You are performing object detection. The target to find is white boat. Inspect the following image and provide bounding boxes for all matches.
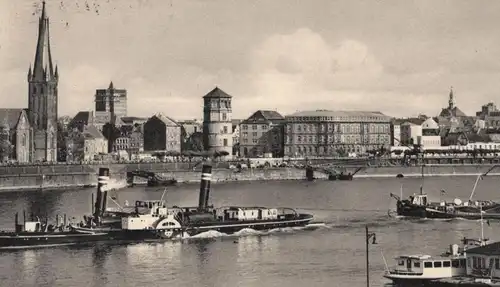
[384,251,466,285]
[385,206,490,286]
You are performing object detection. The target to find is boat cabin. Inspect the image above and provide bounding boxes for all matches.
[135,200,167,209]
[121,200,182,230]
[213,207,297,221]
[409,194,428,206]
[23,221,42,232]
[389,254,466,279]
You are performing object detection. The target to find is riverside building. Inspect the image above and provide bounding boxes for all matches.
[283,110,392,157]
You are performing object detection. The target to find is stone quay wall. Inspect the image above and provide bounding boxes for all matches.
[0,162,499,192]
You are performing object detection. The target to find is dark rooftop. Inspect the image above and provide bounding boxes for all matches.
[203,87,232,98]
[466,241,500,256]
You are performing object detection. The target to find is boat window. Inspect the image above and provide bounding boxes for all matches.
[467,258,471,268]
[434,261,442,268]
[424,262,433,268]
[451,260,459,268]
[443,261,451,267]
[460,259,466,268]
[413,262,420,268]
[496,258,500,269]
[398,260,404,266]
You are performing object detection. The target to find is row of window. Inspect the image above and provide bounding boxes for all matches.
[284,144,381,155]
[290,134,390,145]
[241,124,269,130]
[206,100,232,109]
[286,116,389,122]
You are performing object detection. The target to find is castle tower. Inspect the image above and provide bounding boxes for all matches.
[27,1,58,162]
[202,87,233,156]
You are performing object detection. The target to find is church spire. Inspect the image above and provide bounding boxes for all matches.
[448,86,455,110]
[32,0,54,81]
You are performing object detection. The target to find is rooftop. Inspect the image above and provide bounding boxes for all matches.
[203,87,232,98]
[0,109,25,129]
[241,110,285,124]
[466,241,500,256]
[286,110,391,119]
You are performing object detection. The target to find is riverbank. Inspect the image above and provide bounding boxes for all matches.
[1,164,500,192]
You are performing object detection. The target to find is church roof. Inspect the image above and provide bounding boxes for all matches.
[0,109,25,129]
[203,87,232,98]
[439,107,467,118]
[31,1,56,81]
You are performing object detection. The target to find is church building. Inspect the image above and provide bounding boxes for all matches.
[27,1,59,162]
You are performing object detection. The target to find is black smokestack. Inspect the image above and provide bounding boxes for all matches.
[198,164,212,210]
[94,168,110,221]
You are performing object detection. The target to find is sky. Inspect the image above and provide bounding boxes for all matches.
[1,0,500,120]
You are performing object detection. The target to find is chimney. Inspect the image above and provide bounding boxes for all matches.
[94,168,110,222]
[198,164,212,210]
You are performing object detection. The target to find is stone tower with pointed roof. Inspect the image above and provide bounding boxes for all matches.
[27,1,58,162]
[202,87,233,156]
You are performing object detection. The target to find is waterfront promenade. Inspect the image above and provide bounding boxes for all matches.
[0,154,499,175]
[0,156,499,192]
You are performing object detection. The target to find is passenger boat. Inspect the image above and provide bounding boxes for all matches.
[390,166,500,220]
[74,164,316,240]
[385,206,490,286]
[384,238,489,286]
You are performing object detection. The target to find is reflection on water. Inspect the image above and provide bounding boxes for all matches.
[3,177,500,287]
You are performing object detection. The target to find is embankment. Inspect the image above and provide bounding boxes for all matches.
[0,163,500,192]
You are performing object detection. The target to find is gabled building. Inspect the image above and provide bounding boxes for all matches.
[66,125,107,162]
[143,114,181,153]
[68,111,95,132]
[0,109,32,163]
[465,241,500,278]
[239,110,285,158]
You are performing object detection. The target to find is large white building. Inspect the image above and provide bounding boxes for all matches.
[202,87,233,156]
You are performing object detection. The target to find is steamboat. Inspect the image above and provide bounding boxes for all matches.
[75,164,316,240]
[0,164,316,250]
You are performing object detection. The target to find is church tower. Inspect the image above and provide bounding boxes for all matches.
[28,1,58,162]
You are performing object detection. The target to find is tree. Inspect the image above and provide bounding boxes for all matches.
[57,121,69,162]
[185,132,204,152]
[0,139,12,162]
[102,123,122,153]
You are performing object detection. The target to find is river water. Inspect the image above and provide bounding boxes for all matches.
[0,176,499,287]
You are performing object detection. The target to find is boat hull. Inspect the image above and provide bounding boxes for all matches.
[0,231,110,250]
[75,214,315,242]
[396,201,500,220]
[384,275,447,287]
